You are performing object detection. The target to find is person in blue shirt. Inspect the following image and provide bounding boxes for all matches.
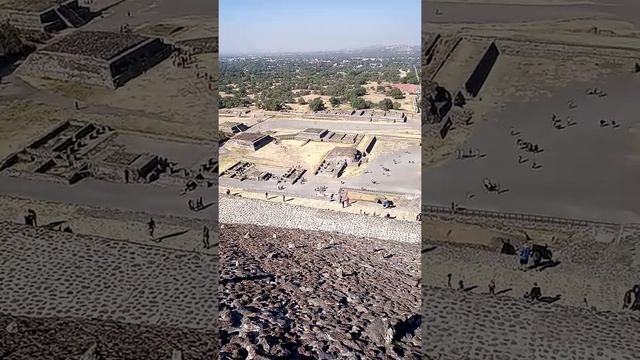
[519,244,531,271]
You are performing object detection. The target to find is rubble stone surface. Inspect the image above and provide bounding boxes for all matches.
[219,223,421,359]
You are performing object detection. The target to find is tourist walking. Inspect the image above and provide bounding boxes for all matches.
[488,279,496,295]
[202,225,210,249]
[265,192,268,199]
[282,194,286,202]
[124,169,130,183]
[147,218,156,238]
[447,273,452,288]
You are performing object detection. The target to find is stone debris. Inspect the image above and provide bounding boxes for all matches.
[219,223,421,359]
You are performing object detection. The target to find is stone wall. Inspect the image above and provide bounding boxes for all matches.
[20,51,114,87]
[2,10,45,31]
[464,41,499,97]
[110,39,171,87]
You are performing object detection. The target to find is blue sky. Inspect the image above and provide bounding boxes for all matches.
[220,0,420,54]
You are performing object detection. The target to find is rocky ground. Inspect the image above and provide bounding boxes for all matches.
[423,230,640,311]
[0,222,217,331]
[423,286,640,359]
[0,314,216,360]
[219,195,420,243]
[218,223,421,359]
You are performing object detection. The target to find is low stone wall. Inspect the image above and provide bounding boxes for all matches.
[220,195,420,243]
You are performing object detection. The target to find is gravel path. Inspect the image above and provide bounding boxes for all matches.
[220,195,420,243]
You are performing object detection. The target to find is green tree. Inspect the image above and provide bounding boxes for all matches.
[353,86,367,97]
[260,98,284,111]
[388,88,405,99]
[379,98,394,111]
[393,101,402,110]
[0,23,24,56]
[351,97,369,110]
[298,97,307,105]
[329,96,341,108]
[308,97,326,111]
[376,85,386,93]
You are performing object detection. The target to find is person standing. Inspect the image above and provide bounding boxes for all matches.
[519,244,531,271]
[488,279,496,295]
[148,218,156,238]
[202,225,210,249]
[28,209,37,227]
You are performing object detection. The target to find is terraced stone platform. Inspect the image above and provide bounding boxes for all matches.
[0,222,216,330]
[220,195,420,243]
[423,286,640,360]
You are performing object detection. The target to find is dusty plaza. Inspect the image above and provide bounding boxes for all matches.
[0,0,217,358]
[422,0,640,358]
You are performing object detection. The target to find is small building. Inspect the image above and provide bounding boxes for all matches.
[220,121,249,134]
[326,146,361,164]
[297,128,328,141]
[227,132,273,151]
[0,0,92,32]
[19,30,171,88]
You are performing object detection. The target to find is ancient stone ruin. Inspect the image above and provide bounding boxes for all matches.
[19,30,172,88]
[315,147,362,178]
[226,132,273,151]
[295,128,360,144]
[0,0,92,32]
[0,119,211,187]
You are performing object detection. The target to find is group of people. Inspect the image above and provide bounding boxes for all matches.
[119,23,132,33]
[188,197,206,211]
[455,148,484,160]
[483,178,502,193]
[171,50,196,69]
[517,243,552,271]
[599,119,621,128]
[551,113,577,130]
[586,87,607,97]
